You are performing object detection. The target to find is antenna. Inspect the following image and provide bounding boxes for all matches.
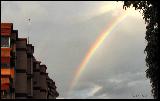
[27,18,31,44]
[28,36,29,44]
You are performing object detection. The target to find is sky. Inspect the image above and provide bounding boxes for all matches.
[1,1,153,99]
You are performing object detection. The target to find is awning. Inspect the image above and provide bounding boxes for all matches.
[1,48,11,57]
[1,23,13,36]
[1,84,10,90]
[1,68,15,78]
[1,78,10,84]
[1,78,10,90]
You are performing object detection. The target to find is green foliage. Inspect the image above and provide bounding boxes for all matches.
[123,1,160,99]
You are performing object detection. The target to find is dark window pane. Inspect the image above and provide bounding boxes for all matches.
[1,63,10,68]
[1,37,9,47]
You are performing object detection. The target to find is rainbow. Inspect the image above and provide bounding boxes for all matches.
[69,10,128,93]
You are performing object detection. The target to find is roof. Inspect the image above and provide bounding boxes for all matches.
[35,61,41,63]
[18,38,27,40]
[40,64,47,69]
[17,38,27,44]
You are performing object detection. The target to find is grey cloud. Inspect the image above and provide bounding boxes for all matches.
[2,1,153,99]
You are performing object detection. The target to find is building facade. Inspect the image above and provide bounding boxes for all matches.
[1,23,15,99]
[1,23,59,99]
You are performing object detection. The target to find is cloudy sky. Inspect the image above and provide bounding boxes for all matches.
[1,1,153,99]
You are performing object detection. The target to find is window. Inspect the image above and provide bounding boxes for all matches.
[1,37,10,47]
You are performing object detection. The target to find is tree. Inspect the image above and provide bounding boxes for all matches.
[123,1,160,99]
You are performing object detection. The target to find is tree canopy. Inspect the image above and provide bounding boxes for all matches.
[123,1,160,99]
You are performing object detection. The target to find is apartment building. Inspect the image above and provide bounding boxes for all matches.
[1,23,59,99]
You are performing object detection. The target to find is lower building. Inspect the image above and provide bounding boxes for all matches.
[1,23,59,99]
